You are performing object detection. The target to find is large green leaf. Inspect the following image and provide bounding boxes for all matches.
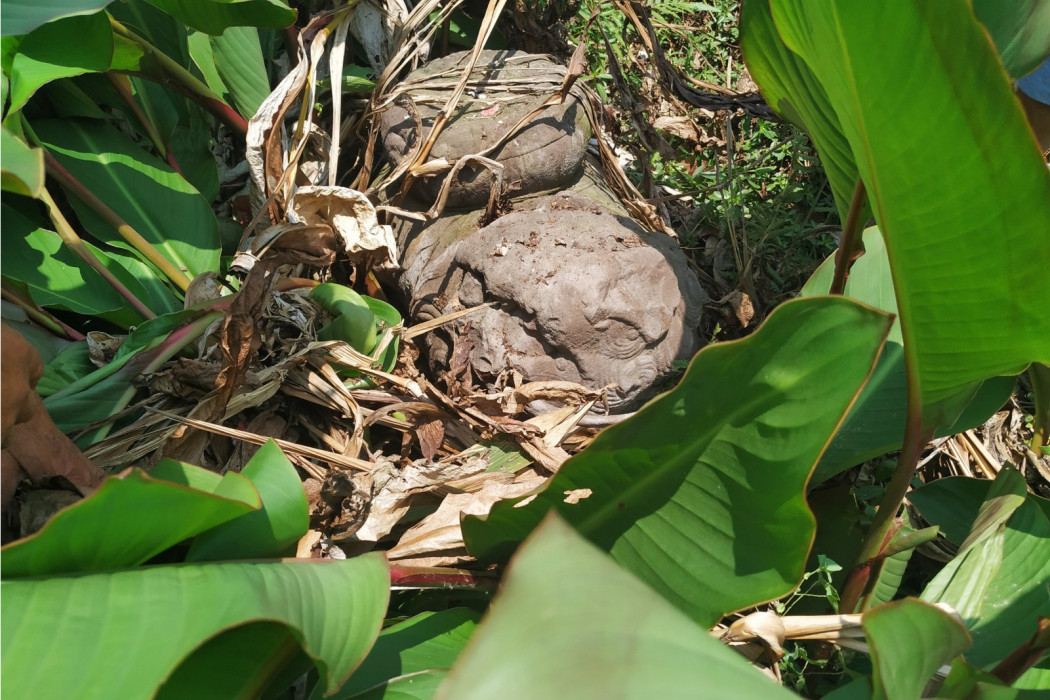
[971,0,1050,78]
[863,599,972,700]
[921,469,1050,669]
[4,12,142,111]
[108,0,190,68]
[939,657,1050,699]
[909,476,1050,546]
[187,440,309,561]
[33,118,220,279]
[0,465,259,577]
[739,0,861,222]
[157,621,305,700]
[208,26,270,119]
[36,340,94,397]
[964,498,1050,668]
[145,0,296,35]
[464,297,892,626]
[757,1,1050,427]
[801,228,1015,483]
[1,127,43,195]
[0,0,115,38]
[0,554,389,699]
[439,514,796,700]
[1,201,160,324]
[315,609,480,700]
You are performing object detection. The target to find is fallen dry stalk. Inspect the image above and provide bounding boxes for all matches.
[144,406,374,471]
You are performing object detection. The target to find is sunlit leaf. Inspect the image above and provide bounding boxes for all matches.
[439,514,796,699]
[1,0,115,37]
[0,466,260,577]
[5,12,142,111]
[1,126,44,195]
[746,1,1050,428]
[33,118,220,279]
[0,555,389,699]
[145,0,296,35]
[465,297,892,626]
[863,598,971,700]
[187,440,309,561]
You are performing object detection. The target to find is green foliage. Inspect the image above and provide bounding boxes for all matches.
[440,514,798,699]
[147,0,295,35]
[745,0,1050,427]
[34,118,221,280]
[0,125,43,195]
[0,442,391,699]
[801,229,1017,483]
[2,201,163,325]
[464,297,893,626]
[919,469,1050,670]
[1,0,116,37]
[863,599,972,700]
[312,609,480,700]
[971,0,1050,78]
[3,1,1050,697]
[3,11,142,112]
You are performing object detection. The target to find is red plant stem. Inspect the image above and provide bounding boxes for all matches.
[281,18,300,65]
[389,563,496,590]
[109,18,248,137]
[990,617,1050,684]
[829,178,868,295]
[0,285,86,340]
[141,311,226,374]
[841,391,930,613]
[106,73,182,175]
[38,187,157,320]
[44,153,193,292]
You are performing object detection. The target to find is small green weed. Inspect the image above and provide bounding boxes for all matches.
[567,0,839,314]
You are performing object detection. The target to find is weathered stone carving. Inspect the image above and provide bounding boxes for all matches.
[381,51,705,414]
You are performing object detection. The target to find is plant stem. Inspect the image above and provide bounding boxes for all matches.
[829,178,867,295]
[1028,363,1050,449]
[0,284,86,340]
[109,17,248,136]
[106,73,182,174]
[44,153,193,292]
[840,377,929,613]
[38,187,158,320]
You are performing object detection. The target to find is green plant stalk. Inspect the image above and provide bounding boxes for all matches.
[1028,363,1050,449]
[79,310,224,444]
[38,187,157,320]
[829,179,867,295]
[108,17,249,136]
[0,284,86,340]
[841,388,931,613]
[106,73,182,174]
[44,153,194,292]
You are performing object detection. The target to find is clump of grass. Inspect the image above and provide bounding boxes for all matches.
[566,0,840,323]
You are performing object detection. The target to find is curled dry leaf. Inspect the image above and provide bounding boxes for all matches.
[347,0,411,73]
[723,611,787,659]
[653,115,702,143]
[86,331,123,368]
[184,272,226,309]
[352,452,490,543]
[289,186,399,268]
[386,470,548,566]
[1,326,105,509]
[486,380,604,416]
